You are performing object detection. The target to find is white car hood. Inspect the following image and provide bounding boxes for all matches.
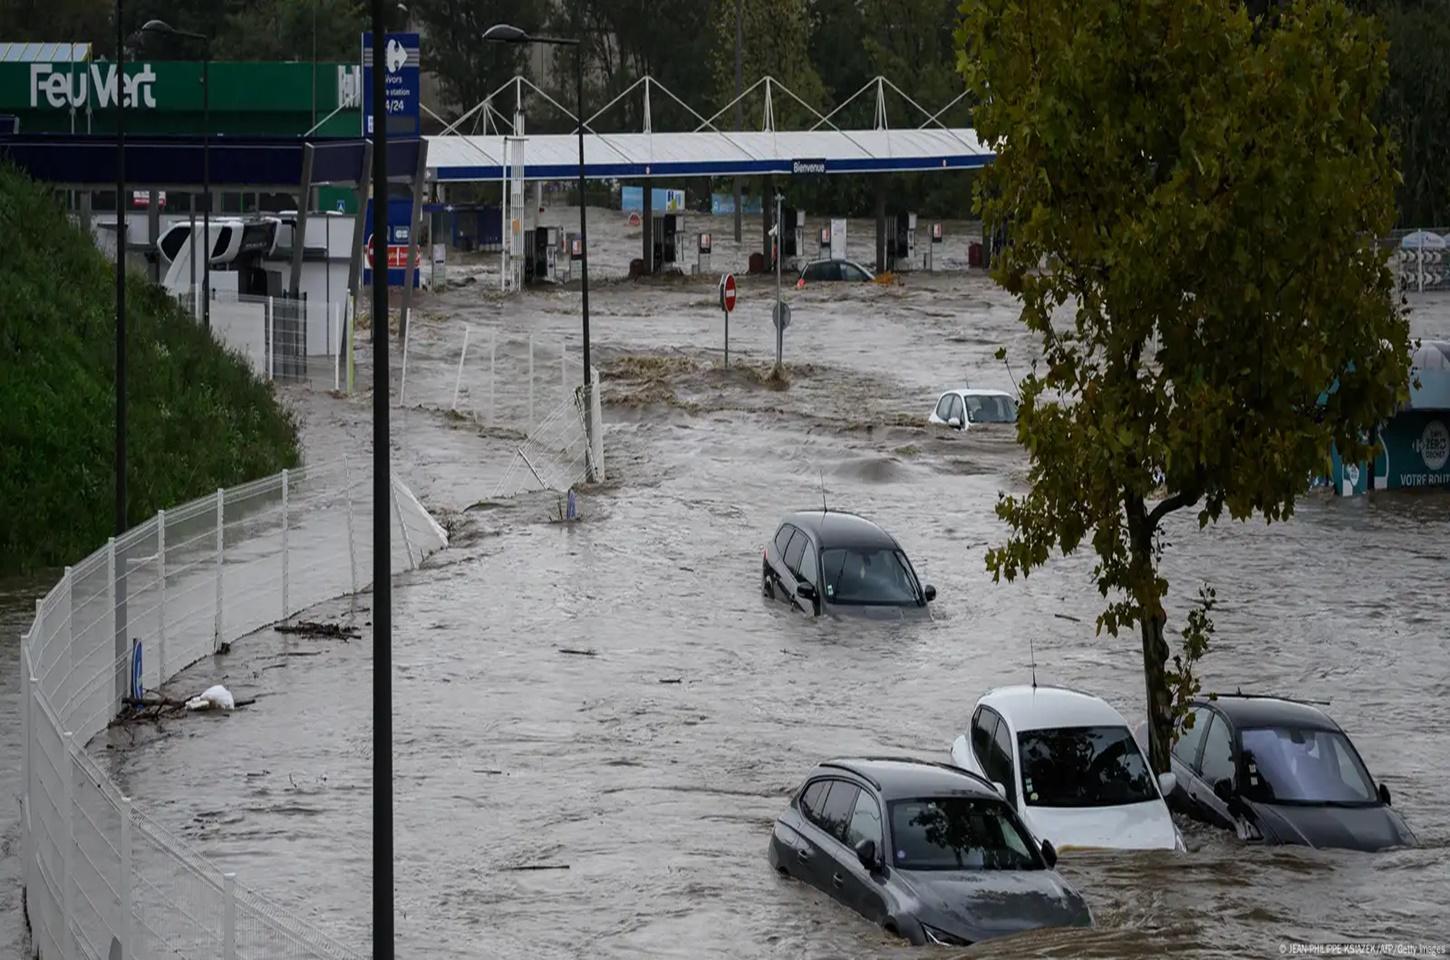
[1023,800,1179,851]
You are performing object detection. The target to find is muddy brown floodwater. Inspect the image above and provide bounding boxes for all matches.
[4,210,1449,958]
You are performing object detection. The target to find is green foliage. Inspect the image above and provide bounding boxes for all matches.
[0,164,299,574]
[962,0,1410,769]
[1373,0,1450,225]
[709,0,827,128]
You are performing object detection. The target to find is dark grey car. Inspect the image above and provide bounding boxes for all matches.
[768,757,1092,946]
[763,510,934,620]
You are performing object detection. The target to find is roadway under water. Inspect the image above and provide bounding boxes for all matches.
[4,210,1448,957]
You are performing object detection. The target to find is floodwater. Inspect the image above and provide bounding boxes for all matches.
[5,209,1450,958]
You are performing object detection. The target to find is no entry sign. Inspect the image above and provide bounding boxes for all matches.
[719,272,737,312]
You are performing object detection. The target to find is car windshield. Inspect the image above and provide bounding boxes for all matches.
[964,394,1018,424]
[1239,727,1378,804]
[1017,726,1158,807]
[888,797,1043,871]
[819,547,921,605]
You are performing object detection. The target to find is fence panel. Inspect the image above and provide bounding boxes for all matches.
[18,459,446,960]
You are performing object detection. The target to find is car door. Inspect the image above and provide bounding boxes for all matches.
[1168,705,1212,813]
[972,707,1000,780]
[794,538,822,615]
[932,393,954,425]
[839,788,889,923]
[1192,712,1239,830]
[948,394,967,431]
[781,778,832,880]
[802,779,862,903]
[767,524,797,600]
[989,712,1021,809]
[782,529,814,614]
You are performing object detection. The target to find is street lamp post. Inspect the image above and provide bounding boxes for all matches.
[138,20,210,329]
[481,24,591,388]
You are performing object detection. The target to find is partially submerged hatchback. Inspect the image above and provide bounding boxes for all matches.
[928,389,1018,431]
[763,510,934,620]
[768,757,1091,947]
[1166,695,1416,851]
[950,686,1181,852]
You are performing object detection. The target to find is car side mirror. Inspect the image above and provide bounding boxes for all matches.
[947,416,962,428]
[796,583,818,602]
[1040,839,1058,868]
[1212,777,1235,806]
[854,838,877,871]
[1378,783,1392,806]
[923,584,937,602]
[1157,772,1177,797]
[992,780,1007,799]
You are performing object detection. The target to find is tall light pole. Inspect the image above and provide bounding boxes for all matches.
[138,20,210,329]
[115,0,129,709]
[481,23,591,388]
[367,5,392,960]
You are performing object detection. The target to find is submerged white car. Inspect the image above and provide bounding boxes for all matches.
[928,388,1018,431]
[949,685,1182,852]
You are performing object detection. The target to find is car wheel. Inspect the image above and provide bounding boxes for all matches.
[762,565,775,599]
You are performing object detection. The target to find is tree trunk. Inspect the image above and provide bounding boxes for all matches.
[1139,605,1174,774]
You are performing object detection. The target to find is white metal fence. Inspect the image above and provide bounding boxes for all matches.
[19,458,447,960]
[399,325,605,496]
[187,288,355,391]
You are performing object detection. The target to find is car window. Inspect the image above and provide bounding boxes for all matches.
[1174,706,1212,768]
[783,531,808,576]
[843,790,882,850]
[842,263,869,281]
[798,541,819,587]
[803,261,833,281]
[949,395,965,424]
[1017,726,1157,807]
[888,797,1043,871]
[817,781,860,841]
[774,524,795,557]
[800,779,828,819]
[990,717,1019,806]
[819,548,921,605]
[972,708,999,769]
[1240,727,1377,804]
[968,395,1018,424]
[935,395,954,420]
[1199,713,1236,787]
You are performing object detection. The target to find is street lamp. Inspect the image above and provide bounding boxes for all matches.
[137,20,211,329]
[481,24,592,393]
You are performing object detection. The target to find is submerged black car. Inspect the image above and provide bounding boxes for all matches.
[763,510,934,620]
[768,757,1092,946]
[1166,695,1416,851]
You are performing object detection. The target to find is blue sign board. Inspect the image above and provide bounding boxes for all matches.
[361,32,420,137]
[363,197,421,288]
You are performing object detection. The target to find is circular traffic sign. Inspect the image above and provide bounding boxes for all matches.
[720,272,737,313]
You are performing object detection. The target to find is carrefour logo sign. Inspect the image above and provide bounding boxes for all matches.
[30,63,158,109]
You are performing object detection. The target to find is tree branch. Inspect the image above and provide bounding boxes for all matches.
[1148,486,1202,528]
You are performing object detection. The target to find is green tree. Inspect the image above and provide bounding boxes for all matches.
[409,0,543,125]
[961,0,1410,771]
[709,0,826,128]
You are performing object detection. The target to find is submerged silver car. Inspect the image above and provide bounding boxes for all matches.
[768,757,1092,946]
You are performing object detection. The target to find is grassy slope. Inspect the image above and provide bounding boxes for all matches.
[0,164,299,573]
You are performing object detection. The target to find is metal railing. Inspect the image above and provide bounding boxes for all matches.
[19,458,448,960]
[183,288,356,391]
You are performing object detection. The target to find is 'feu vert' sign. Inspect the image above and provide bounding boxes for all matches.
[29,63,159,110]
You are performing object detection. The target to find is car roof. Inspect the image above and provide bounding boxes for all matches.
[1193,695,1341,732]
[816,757,1000,801]
[801,258,871,272]
[978,685,1129,732]
[941,388,1014,400]
[782,509,898,550]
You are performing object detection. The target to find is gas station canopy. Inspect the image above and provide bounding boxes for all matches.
[426,127,992,183]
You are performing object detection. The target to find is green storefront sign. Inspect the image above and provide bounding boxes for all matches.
[1,60,362,136]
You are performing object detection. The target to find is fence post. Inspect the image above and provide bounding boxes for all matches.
[107,537,117,716]
[214,488,224,649]
[452,325,471,410]
[399,310,412,407]
[1419,245,1425,294]
[281,469,290,619]
[223,872,237,960]
[561,335,567,403]
[528,332,535,429]
[390,474,415,569]
[334,304,342,392]
[489,330,497,424]
[64,563,74,664]
[156,510,166,682]
[344,459,358,597]
[266,297,275,381]
[62,731,75,960]
[120,797,133,960]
